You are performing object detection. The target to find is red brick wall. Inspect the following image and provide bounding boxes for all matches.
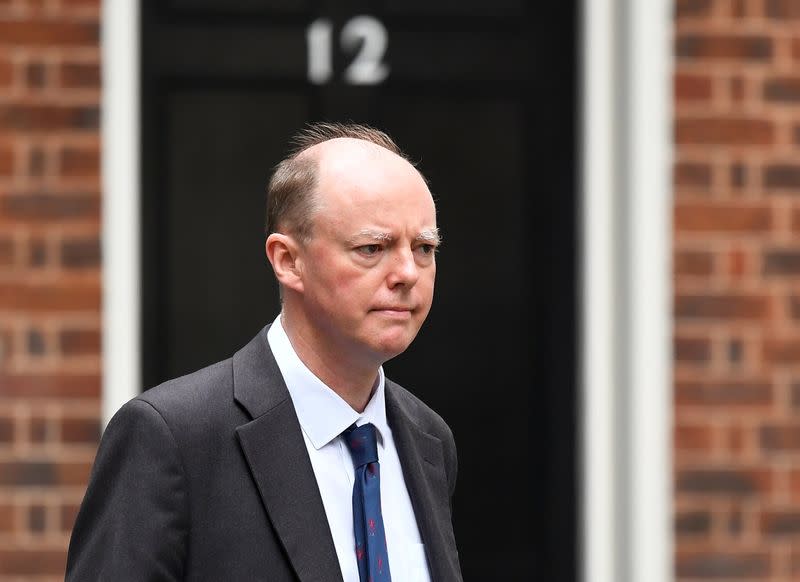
[0,1,101,579]
[674,0,800,579]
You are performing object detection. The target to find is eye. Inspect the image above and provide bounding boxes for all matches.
[417,244,436,256]
[357,244,381,256]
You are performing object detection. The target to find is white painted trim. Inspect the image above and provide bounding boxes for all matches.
[581,0,673,581]
[627,1,674,581]
[581,0,617,579]
[101,0,141,426]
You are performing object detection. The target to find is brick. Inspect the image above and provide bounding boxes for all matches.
[62,0,100,7]
[675,0,712,17]
[0,236,13,266]
[727,338,744,363]
[676,551,770,578]
[674,250,713,276]
[0,280,100,311]
[675,335,711,362]
[60,416,100,444]
[0,414,12,443]
[25,61,46,89]
[28,146,46,176]
[676,379,772,407]
[676,468,771,496]
[29,414,47,443]
[790,470,800,501]
[0,460,91,486]
[675,509,711,535]
[761,510,800,536]
[60,145,99,177]
[730,76,745,103]
[59,328,100,356]
[0,328,13,360]
[764,164,800,190]
[675,118,773,145]
[675,424,713,450]
[0,143,12,176]
[674,202,771,233]
[0,56,12,88]
[0,503,12,532]
[28,504,45,533]
[0,461,53,486]
[675,73,712,101]
[26,328,45,355]
[60,502,79,532]
[674,161,711,187]
[764,77,800,102]
[764,249,800,275]
[728,248,747,278]
[0,104,99,131]
[725,425,746,455]
[764,339,800,364]
[728,508,743,535]
[675,293,769,320]
[59,460,92,485]
[28,237,47,266]
[60,61,100,89]
[1,192,100,221]
[730,163,746,188]
[0,549,67,576]
[61,236,100,268]
[676,34,773,61]
[0,373,100,398]
[0,21,98,47]
[761,424,800,451]
[766,0,800,18]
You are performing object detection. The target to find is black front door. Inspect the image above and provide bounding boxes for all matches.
[141,2,577,579]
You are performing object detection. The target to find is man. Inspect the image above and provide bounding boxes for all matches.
[66,123,463,581]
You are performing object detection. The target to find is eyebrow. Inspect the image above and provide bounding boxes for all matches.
[346,227,441,246]
[347,229,393,245]
[416,228,441,246]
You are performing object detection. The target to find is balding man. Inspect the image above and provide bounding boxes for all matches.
[66,123,463,582]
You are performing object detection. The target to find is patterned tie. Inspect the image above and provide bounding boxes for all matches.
[343,423,392,582]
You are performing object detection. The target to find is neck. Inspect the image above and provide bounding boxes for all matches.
[280,309,379,413]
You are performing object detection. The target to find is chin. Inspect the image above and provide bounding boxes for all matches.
[370,332,417,362]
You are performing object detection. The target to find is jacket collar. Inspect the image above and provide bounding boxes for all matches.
[233,325,343,582]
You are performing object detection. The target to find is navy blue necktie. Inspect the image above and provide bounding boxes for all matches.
[343,423,392,582]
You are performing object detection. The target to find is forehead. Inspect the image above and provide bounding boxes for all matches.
[312,138,436,222]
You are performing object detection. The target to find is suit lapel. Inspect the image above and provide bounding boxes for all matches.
[233,328,343,582]
[386,385,462,582]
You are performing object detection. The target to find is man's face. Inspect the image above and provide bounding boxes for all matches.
[295,139,438,367]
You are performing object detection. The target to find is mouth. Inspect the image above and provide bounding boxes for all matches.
[371,307,414,319]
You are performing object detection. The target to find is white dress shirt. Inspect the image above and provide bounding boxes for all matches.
[267,316,431,582]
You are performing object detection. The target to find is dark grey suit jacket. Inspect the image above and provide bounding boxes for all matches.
[66,326,462,581]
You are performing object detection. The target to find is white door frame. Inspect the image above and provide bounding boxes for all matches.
[101,1,675,579]
[582,0,673,581]
[101,0,141,424]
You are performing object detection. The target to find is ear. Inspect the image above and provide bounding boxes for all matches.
[265,233,304,293]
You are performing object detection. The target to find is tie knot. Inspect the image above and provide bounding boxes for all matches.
[343,423,378,468]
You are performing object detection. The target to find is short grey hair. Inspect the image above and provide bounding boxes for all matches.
[265,122,409,243]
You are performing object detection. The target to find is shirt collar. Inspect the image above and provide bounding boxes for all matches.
[267,315,388,450]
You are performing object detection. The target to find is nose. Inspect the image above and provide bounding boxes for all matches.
[386,248,419,288]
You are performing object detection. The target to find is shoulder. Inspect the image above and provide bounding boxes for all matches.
[136,358,234,419]
[106,357,242,452]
